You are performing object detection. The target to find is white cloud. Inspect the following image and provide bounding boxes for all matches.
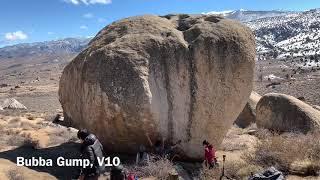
[80,25,88,30]
[64,0,111,5]
[83,13,94,18]
[48,32,55,35]
[5,31,28,41]
[98,18,107,23]
[202,10,234,15]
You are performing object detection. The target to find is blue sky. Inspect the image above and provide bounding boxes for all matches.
[1,0,320,47]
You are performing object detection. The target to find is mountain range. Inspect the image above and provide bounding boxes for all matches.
[0,38,90,59]
[204,9,293,22]
[1,8,320,61]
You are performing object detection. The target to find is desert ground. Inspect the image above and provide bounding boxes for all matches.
[0,54,320,179]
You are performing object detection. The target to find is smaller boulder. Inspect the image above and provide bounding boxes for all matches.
[256,93,320,133]
[297,96,306,101]
[1,98,27,110]
[234,91,261,128]
[0,83,8,88]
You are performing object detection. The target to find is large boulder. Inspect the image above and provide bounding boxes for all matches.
[59,14,255,159]
[256,93,320,133]
[234,91,261,128]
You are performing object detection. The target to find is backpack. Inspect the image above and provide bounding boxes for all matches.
[111,166,127,180]
[127,173,136,180]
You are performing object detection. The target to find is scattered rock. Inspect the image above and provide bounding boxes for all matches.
[256,93,320,133]
[289,160,319,176]
[266,82,281,88]
[59,14,256,159]
[246,129,258,135]
[1,98,27,110]
[0,83,8,88]
[234,91,261,128]
[313,105,320,111]
[53,114,64,124]
[15,85,20,89]
[297,96,306,101]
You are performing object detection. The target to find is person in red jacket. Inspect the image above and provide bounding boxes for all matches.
[203,140,216,169]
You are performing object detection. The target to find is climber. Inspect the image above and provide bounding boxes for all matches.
[202,140,217,169]
[136,145,150,165]
[146,133,182,159]
[77,129,105,180]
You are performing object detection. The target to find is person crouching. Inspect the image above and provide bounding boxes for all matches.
[77,129,105,180]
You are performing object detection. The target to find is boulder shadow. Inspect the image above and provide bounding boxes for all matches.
[0,142,82,179]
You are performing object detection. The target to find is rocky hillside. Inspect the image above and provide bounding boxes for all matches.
[205,9,292,22]
[245,9,320,60]
[205,8,320,62]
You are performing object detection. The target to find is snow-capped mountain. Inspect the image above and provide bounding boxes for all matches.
[1,8,320,62]
[245,8,320,59]
[0,37,90,59]
[204,9,293,22]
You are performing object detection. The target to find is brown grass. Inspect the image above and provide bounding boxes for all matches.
[7,168,24,180]
[25,113,36,120]
[221,126,259,152]
[6,136,28,147]
[127,157,175,180]
[9,117,21,124]
[244,130,320,176]
[199,160,262,180]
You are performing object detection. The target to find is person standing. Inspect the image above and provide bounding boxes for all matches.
[202,140,216,169]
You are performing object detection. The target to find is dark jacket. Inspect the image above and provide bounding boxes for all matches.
[81,134,105,176]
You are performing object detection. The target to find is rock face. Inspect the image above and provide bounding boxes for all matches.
[59,14,255,159]
[1,98,27,110]
[256,93,320,133]
[234,91,261,128]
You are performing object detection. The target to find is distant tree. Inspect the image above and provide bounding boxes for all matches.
[306,37,312,43]
[310,55,315,60]
[272,50,279,59]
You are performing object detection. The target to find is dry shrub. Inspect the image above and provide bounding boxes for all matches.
[199,166,220,179]
[25,113,36,120]
[244,130,320,176]
[44,114,57,122]
[6,136,27,147]
[20,130,50,149]
[47,128,77,146]
[254,128,273,140]
[127,158,174,179]
[21,137,40,149]
[236,164,263,178]
[7,168,24,180]
[9,117,21,124]
[199,161,259,180]
[20,121,39,130]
